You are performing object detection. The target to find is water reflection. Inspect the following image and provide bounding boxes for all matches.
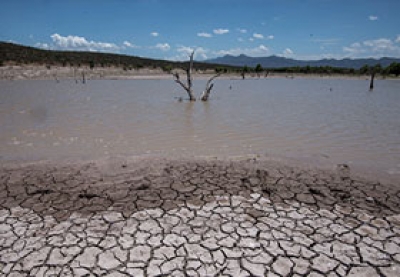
[183,101,195,129]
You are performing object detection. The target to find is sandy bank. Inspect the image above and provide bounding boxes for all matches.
[1,64,395,81]
[0,65,171,81]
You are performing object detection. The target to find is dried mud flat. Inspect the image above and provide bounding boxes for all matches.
[0,156,399,277]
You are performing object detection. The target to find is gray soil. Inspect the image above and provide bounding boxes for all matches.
[1,156,399,276]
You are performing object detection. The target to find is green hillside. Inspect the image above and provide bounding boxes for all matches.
[0,41,228,71]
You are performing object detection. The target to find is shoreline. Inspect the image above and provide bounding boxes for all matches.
[1,64,398,81]
[1,150,399,186]
[2,153,399,201]
[1,154,399,276]
[1,152,399,190]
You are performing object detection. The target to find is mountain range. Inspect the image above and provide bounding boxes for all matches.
[206,54,400,69]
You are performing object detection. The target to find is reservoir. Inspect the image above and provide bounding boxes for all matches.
[1,77,399,179]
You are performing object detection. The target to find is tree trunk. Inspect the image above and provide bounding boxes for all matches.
[369,72,375,90]
[173,72,196,101]
[200,74,221,101]
[172,51,196,101]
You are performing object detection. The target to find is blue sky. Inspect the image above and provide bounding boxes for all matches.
[1,0,400,61]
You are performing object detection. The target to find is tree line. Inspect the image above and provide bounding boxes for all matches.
[215,62,400,77]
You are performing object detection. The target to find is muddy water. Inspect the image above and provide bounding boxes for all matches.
[1,78,400,177]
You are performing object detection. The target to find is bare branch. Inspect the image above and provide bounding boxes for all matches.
[171,50,196,101]
[189,51,195,68]
[187,50,195,90]
[205,73,220,89]
[173,72,189,91]
[172,71,180,80]
[200,73,221,101]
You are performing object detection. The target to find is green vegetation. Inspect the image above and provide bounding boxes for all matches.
[385,62,400,76]
[215,66,228,73]
[161,64,173,73]
[255,63,263,75]
[213,63,400,77]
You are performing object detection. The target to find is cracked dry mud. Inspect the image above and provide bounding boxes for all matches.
[0,157,399,276]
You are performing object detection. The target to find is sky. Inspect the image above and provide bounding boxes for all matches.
[1,0,400,61]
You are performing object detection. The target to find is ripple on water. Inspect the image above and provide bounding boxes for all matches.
[0,78,399,179]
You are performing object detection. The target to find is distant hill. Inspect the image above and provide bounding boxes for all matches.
[0,41,226,71]
[206,54,400,69]
[2,42,399,75]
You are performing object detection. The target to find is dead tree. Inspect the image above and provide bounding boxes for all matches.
[172,50,220,101]
[172,51,196,101]
[369,71,375,90]
[200,73,221,101]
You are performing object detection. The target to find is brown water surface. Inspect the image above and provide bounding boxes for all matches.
[1,78,399,178]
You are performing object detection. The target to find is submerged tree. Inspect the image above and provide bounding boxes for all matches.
[241,65,249,79]
[200,73,221,101]
[369,71,375,90]
[172,50,220,101]
[172,51,196,101]
[369,64,383,90]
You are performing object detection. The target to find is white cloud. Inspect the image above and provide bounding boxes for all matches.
[283,48,294,56]
[215,44,270,57]
[175,46,208,60]
[155,43,170,51]
[311,38,341,46]
[194,47,208,60]
[35,42,50,50]
[237,28,247,34]
[213,28,229,35]
[351,42,361,48]
[151,32,159,37]
[177,45,195,54]
[396,35,400,43]
[123,41,138,48]
[253,33,273,40]
[166,46,208,61]
[363,38,394,50]
[294,53,346,60]
[50,33,119,52]
[369,15,378,21]
[343,43,364,55]
[343,37,400,57]
[197,32,212,38]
